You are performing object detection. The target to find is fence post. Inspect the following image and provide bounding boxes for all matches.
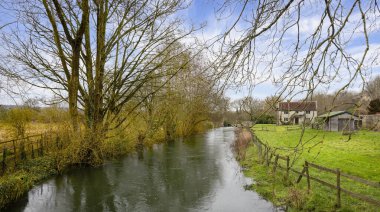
[286,156,290,180]
[266,148,270,166]
[337,168,341,208]
[296,166,306,183]
[305,161,311,193]
[2,147,6,174]
[20,138,26,160]
[262,146,266,164]
[257,142,262,161]
[40,138,44,156]
[13,140,17,168]
[43,133,47,152]
[273,155,279,174]
[31,142,35,159]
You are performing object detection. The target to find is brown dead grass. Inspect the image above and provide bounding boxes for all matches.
[233,128,252,160]
[0,122,62,141]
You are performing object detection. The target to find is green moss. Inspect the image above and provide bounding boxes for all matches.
[241,125,380,211]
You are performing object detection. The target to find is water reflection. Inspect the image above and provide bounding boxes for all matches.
[7,127,275,212]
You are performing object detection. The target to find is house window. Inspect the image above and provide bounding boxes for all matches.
[284,111,289,114]
[284,118,289,122]
[306,111,310,114]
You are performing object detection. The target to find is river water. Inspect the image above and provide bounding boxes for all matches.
[7,127,276,212]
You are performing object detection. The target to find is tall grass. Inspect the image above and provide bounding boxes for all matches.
[232,128,252,160]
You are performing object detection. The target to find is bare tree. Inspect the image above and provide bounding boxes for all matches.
[366,75,380,99]
[215,0,378,102]
[0,0,196,163]
[240,96,264,122]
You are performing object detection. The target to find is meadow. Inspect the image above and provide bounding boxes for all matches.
[241,124,380,211]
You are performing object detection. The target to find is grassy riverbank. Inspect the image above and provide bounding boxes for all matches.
[239,124,380,211]
[0,137,142,208]
[0,119,213,209]
[0,122,135,208]
[0,156,57,207]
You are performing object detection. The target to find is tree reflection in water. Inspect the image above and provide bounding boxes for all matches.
[6,128,274,212]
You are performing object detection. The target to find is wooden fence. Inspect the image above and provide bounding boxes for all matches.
[249,129,380,208]
[0,132,62,176]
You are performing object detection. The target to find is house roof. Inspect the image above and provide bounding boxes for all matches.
[278,101,317,111]
[318,111,358,118]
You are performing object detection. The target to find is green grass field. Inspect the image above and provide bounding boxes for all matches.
[241,124,380,211]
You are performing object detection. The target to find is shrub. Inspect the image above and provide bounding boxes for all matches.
[255,114,275,124]
[286,187,308,210]
[0,107,7,121]
[5,108,34,138]
[37,107,70,123]
[233,128,252,160]
[368,98,380,114]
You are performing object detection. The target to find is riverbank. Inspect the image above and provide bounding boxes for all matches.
[0,121,215,209]
[0,156,57,208]
[0,130,137,208]
[4,128,275,211]
[237,125,379,211]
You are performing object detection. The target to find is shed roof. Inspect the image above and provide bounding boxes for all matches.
[318,111,358,118]
[278,101,317,111]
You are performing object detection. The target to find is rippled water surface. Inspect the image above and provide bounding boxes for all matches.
[7,127,275,212]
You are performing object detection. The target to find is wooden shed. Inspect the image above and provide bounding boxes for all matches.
[318,111,361,132]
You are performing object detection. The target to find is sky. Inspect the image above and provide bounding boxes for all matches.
[0,0,380,105]
[184,0,380,100]
[182,0,279,99]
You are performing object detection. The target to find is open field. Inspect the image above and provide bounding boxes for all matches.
[252,124,380,181]
[241,124,380,211]
[0,122,62,141]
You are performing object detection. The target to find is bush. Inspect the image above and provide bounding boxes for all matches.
[368,98,380,114]
[36,107,70,123]
[255,114,275,124]
[5,108,34,138]
[0,107,7,121]
[286,187,309,210]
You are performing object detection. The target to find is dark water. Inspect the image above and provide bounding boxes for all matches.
[7,127,276,212]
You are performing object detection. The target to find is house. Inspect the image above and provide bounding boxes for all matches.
[318,111,361,131]
[277,101,317,125]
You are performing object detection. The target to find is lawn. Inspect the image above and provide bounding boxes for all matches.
[252,124,380,181]
[241,124,380,211]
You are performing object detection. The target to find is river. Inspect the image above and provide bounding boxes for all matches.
[7,127,276,212]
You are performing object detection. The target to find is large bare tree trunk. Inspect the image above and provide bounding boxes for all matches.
[42,0,89,132]
[2,0,195,165]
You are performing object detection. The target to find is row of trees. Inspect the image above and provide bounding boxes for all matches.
[229,96,277,125]
[0,0,227,164]
[0,0,378,163]
[312,76,380,115]
[229,75,380,125]
[0,0,206,164]
[133,46,226,142]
